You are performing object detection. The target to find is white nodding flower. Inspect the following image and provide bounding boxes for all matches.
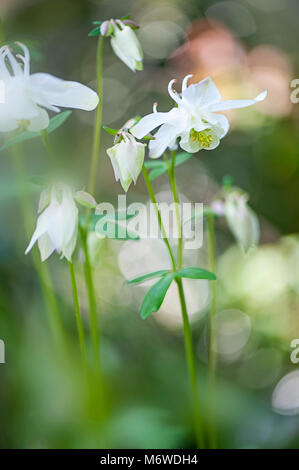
[223,190,260,252]
[25,184,79,262]
[110,20,143,72]
[131,74,267,158]
[0,43,99,132]
[107,132,145,192]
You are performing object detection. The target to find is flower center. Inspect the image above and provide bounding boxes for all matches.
[190,128,213,148]
[17,119,30,130]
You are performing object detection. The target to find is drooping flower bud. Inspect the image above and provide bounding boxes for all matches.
[25,184,79,262]
[110,20,143,72]
[224,190,259,252]
[106,132,145,192]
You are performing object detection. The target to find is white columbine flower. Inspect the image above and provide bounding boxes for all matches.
[212,190,259,252]
[0,43,99,132]
[25,184,79,262]
[107,131,145,192]
[108,20,143,72]
[131,75,267,158]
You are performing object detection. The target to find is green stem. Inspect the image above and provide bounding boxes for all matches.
[68,261,87,367]
[88,35,104,196]
[168,150,183,269]
[166,149,203,449]
[207,213,217,449]
[41,129,56,163]
[143,160,203,448]
[142,165,176,271]
[11,145,64,346]
[176,277,203,448]
[80,226,100,370]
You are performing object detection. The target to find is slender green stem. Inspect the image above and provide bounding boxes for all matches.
[88,35,104,196]
[11,145,64,346]
[68,261,87,367]
[176,277,204,448]
[207,213,217,449]
[41,129,56,163]
[142,165,176,271]
[80,226,100,370]
[143,159,203,448]
[166,149,203,448]
[168,150,183,269]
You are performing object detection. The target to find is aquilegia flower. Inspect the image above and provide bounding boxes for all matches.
[131,75,267,158]
[106,128,145,192]
[25,184,79,262]
[99,19,143,72]
[212,189,259,252]
[0,43,99,132]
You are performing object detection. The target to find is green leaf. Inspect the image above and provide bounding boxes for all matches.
[0,180,38,202]
[127,270,170,285]
[0,111,72,153]
[47,110,72,133]
[103,126,119,136]
[176,267,216,281]
[121,15,131,20]
[149,166,168,181]
[144,160,166,169]
[90,211,140,240]
[89,26,102,37]
[141,274,174,320]
[174,152,193,166]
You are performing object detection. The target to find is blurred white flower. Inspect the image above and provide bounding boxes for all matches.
[131,74,267,158]
[110,20,143,72]
[224,190,259,252]
[107,132,145,192]
[0,43,99,132]
[25,184,78,262]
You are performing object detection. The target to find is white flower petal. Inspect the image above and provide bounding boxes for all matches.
[37,233,55,261]
[149,123,179,159]
[110,26,143,72]
[208,90,267,112]
[27,107,50,131]
[131,108,181,139]
[25,209,51,255]
[28,73,99,111]
[182,77,222,108]
[203,112,230,138]
[0,105,18,132]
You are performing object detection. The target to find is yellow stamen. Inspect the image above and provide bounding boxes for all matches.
[18,119,30,131]
[190,128,213,148]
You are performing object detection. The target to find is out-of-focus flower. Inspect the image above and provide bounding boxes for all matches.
[107,130,145,192]
[213,189,259,252]
[0,43,99,132]
[131,74,267,158]
[25,184,79,262]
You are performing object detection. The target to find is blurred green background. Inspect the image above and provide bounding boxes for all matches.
[0,0,299,449]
